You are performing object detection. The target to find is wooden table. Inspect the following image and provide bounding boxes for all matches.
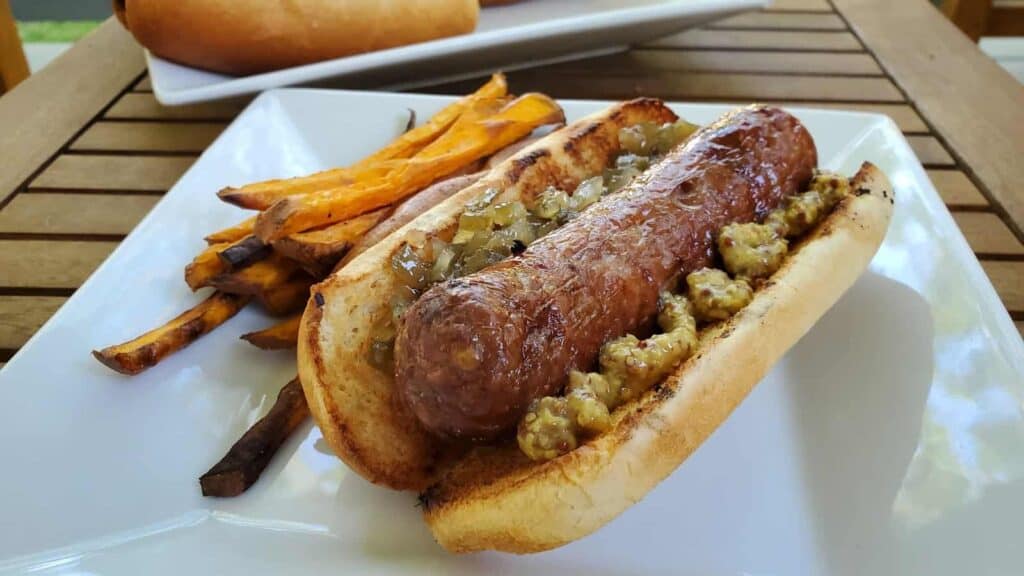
[0,0,1022,369]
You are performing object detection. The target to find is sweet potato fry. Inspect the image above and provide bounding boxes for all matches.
[256,274,315,316]
[254,93,565,241]
[354,72,508,167]
[93,292,250,375]
[204,217,256,245]
[215,74,508,211]
[272,208,390,277]
[200,378,309,497]
[185,242,231,291]
[216,163,394,210]
[217,235,270,270]
[207,252,299,296]
[240,314,302,350]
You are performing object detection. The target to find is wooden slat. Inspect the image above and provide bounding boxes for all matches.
[0,296,66,348]
[0,19,145,205]
[105,93,247,121]
[0,193,158,234]
[834,0,1024,239]
[29,155,194,192]
[709,12,847,30]
[0,240,117,288]
[1016,321,1023,337]
[476,71,905,102]
[134,76,152,91]
[906,136,955,166]
[648,30,863,52]
[952,213,1024,255]
[982,261,1024,312]
[767,0,833,11]
[927,170,988,207]
[554,50,882,76]
[70,122,225,153]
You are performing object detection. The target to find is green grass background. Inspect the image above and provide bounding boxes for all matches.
[18,21,101,43]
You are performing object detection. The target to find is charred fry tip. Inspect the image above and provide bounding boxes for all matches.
[92,348,148,375]
[217,236,270,270]
[217,193,263,210]
[199,469,250,498]
[92,349,129,374]
[238,332,297,350]
[405,109,417,133]
[199,378,308,497]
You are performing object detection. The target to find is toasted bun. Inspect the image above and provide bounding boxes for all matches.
[298,99,679,491]
[420,162,895,553]
[114,0,479,75]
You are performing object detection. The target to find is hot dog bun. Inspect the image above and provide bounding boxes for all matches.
[421,162,894,552]
[113,0,479,75]
[298,100,893,552]
[298,99,679,491]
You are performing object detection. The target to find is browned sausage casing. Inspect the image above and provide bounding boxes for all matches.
[394,106,817,440]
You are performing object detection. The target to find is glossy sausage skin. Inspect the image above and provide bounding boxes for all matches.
[394,106,817,440]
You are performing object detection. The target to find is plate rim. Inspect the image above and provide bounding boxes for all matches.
[3,88,1022,571]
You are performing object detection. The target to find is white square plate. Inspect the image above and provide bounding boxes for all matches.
[147,0,765,105]
[2,90,1022,575]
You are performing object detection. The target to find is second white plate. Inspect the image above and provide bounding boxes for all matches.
[146,0,765,105]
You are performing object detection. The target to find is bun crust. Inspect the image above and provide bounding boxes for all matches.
[116,0,479,75]
[298,99,679,491]
[420,162,895,553]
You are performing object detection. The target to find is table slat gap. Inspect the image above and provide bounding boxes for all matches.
[62,150,202,158]
[0,233,126,242]
[0,287,78,298]
[21,188,167,197]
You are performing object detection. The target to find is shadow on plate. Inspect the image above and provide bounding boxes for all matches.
[786,272,934,575]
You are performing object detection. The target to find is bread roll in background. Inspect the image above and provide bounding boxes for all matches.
[113,0,479,76]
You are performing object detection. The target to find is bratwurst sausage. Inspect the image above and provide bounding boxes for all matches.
[394,106,817,440]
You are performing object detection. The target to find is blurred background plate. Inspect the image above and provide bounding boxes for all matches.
[145,0,767,105]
